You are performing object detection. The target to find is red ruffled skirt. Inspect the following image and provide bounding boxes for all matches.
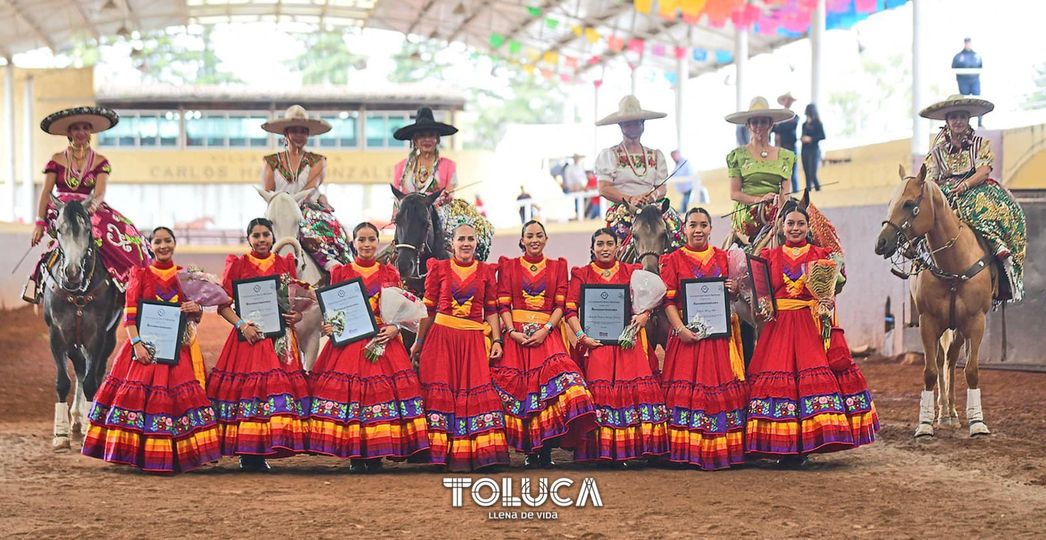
[745,308,878,456]
[308,335,429,459]
[661,335,748,470]
[419,322,510,471]
[82,341,221,474]
[490,323,596,454]
[574,343,669,462]
[206,330,311,457]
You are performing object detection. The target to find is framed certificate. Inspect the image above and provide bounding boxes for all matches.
[136,300,187,365]
[681,278,731,338]
[580,284,630,345]
[316,278,379,346]
[746,255,778,322]
[233,275,286,341]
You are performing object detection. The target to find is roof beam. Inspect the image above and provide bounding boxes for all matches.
[407,0,438,35]
[72,1,101,41]
[3,0,58,51]
[446,0,496,43]
[120,0,144,35]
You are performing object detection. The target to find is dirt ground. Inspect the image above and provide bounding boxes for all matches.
[1,305,1045,539]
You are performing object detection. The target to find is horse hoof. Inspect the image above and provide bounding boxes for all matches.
[969,422,991,438]
[938,416,961,428]
[52,436,71,451]
[914,424,935,439]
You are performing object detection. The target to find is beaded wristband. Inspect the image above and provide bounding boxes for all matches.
[574,329,586,339]
[35,219,45,227]
[130,336,142,345]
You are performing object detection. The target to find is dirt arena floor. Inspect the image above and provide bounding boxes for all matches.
[1,305,1045,538]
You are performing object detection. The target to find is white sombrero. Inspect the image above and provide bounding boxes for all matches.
[261,105,332,135]
[595,95,667,126]
[40,106,119,135]
[725,96,796,125]
[919,94,994,120]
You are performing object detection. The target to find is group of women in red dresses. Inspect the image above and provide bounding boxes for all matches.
[82,205,878,474]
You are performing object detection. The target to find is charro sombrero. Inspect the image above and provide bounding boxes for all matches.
[919,94,994,120]
[393,107,458,140]
[595,95,667,126]
[725,96,796,125]
[261,105,332,135]
[40,106,119,135]
[777,92,797,106]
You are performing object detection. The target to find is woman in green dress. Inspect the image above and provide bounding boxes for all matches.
[919,95,1027,301]
[725,97,798,241]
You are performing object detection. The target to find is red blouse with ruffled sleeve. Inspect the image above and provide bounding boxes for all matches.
[422,258,497,322]
[496,255,568,315]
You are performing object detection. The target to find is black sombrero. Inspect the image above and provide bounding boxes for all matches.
[40,106,119,135]
[393,107,458,141]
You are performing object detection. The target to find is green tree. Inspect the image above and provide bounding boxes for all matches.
[388,40,452,83]
[1025,62,1046,110]
[285,32,366,85]
[466,70,566,150]
[128,27,241,85]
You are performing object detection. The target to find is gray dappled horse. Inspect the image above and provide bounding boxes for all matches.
[42,196,121,450]
[619,200,673,355]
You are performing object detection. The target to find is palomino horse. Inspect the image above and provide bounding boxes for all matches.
[875,164,993,438]
[42,196,121,449]
[388,188,448,297]
[618,200,673,352]
[257,187,325,370]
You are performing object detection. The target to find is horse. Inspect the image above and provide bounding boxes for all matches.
[388,188,448,297]
[875,164,994,438]
[41,196,121,450]
[619,200,673,353]
[256,187,325,370]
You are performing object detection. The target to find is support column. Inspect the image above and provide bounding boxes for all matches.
[592,81,602,159]
[811,0,826,105]
[734,25,748,110]
[630,63,639,95]
[911,0,928,160]
[4,62,15,222]
[675,41,688,151]
[21,75,33,222]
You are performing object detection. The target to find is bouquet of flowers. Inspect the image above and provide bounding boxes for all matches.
[362,287,427,362]
[726,247,752,302]
[805,259,839,348]
[177,265,229,308]
[618,270,667,349]
[324,310,346,337]
[278,273,315,313]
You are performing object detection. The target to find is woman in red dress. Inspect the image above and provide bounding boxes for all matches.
[745,207,879,467]
[659,208,748,470]
[491,220,596,468]
[565,228,668,465]
[410,223,509,472]
[309,222,429,472]
[207,218,311,471]
[82,227,221,473]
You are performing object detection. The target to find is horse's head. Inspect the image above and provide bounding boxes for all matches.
[51,195,94,287]
[630,199,670,273]
[392,186,443,281]
[876,164,936,258]
[256,186,309,238]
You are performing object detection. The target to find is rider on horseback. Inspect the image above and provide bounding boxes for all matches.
[23,106,151,303]
[918,95,1027,302]
[391,107,493,261]
[725,97,798,249]
[595,95,684,255]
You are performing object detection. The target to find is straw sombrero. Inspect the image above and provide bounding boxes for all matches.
[393,107,458,141]
[919,94,994,120]
[725,97,796,125]
[595,95,667,126]
[261,105,332,135]
[40,106,119,135]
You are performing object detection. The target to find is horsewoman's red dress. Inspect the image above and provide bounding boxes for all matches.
[490,255,596,454]
[308,260,429,459]
[82,261,221,473]
[419,258,510,471]
[659,246,749,470]
[206,252,311,458]
[744,241,879,456]
[567,260,669,462]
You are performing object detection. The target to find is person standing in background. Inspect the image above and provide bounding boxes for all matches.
[563,153,588,220]
[800,103,826,192]
[670,150,695,213]
[772,93,800,193]
[952,37,984,127]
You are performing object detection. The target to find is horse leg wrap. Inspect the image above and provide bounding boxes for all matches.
[53,403,70,437]
[967,388,991,436]
[915,390,935,437]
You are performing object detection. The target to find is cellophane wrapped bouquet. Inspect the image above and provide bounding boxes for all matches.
[619,270,666,349]
[805,259,839,348]
[363,287,427,362]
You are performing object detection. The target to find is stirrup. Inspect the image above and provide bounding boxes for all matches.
[21,280,40,304]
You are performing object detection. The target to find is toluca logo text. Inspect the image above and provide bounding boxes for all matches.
[443,477,603,508]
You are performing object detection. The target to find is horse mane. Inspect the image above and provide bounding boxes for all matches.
[61,200,92,240]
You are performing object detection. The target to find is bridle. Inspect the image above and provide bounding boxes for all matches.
[47,240,111,347]
[881,176,929,250]
[393,241,433,281]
